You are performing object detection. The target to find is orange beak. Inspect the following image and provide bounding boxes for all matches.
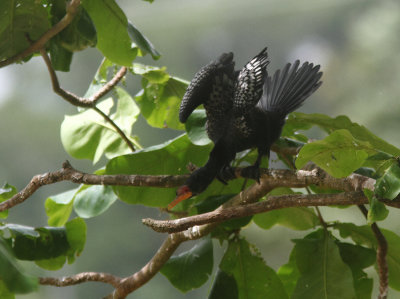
[167,191,193,210]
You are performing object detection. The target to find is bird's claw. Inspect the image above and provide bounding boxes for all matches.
[241,166,261,183]
[216,166,236,185]
[218,166,236,182]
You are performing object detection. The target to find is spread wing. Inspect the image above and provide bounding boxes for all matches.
[233,47,269,112]
[204,72,235,141]
[179,52,235,123]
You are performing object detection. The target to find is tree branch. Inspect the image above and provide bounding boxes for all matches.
[110,211,223,298]
[0,161,187,212]
[22,163,396,298]
[40,49,128,108]
[2,162,399,213]
[142,167,400,233]
[0,0,81,68]
[143,192,368,233]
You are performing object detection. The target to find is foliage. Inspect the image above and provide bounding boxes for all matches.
[1,1,400,298]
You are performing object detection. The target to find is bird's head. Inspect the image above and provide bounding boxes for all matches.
[217,52,234,65]
[168,167,216,210]
[168,185,193,210]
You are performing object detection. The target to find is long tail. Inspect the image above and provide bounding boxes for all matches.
[258,60,322,115]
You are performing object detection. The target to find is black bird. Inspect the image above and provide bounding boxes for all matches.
[168,47,322,209]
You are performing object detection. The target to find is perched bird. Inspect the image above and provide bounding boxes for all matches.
[168,47,322,209]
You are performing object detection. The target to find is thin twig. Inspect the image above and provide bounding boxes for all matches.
[39,272,121,289]
[0,0,81,68]
[40,48,90,106]
[358,205,389,299]
[93,106,135,152]
[305,185,328,228]
[39,49,128,107]
[89,67,128,102]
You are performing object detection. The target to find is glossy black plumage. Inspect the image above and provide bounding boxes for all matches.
[172,48,323,207]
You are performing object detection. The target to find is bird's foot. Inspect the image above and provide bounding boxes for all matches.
[241,165,261,183]
[217,166,236,184]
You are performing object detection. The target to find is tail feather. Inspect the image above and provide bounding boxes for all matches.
[260,61,322,115]
[280,63,320,112]
[268,60,300,111]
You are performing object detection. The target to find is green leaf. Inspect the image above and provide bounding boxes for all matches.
[106,134,211,207]
[254,208,318,231]
[0,224,69,261]
[253,188,319,231]
[135,73,188,130]
[363,189,388,223]
[291,229,356,299]
[65,218,86,263]
[375,164,400,200]
[185,110,212,146]
[142,68,170,84]
[0,238,37,294]
[0,0,50,61]
[48,41,73,72]
[220,237,288,299]
[161,238,213,292]
[209,269,238,299]
[0,280,15,299]
[50,2,97,52]
[286,113,400,156]
[48,1,96,71]
[0,183,17,219]
[35,255,66,271]
[73,185,117,218]
[61,87,139,163]
[277,250,300,297]
[337,242,375,299]
[82,0,137,65]
[363,152,397,175]
[296,129,373,177]
[335,223,400,290]
[45,188,77,226]
[0,220,85,269]
[127,22,160,60]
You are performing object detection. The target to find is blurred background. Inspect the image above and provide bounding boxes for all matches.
[1,0,400,297]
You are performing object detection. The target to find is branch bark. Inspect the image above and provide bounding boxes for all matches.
[40,49,128,108]
[39,272,122,289]
[143,192,368,233]
[142,167,400,233]
[0,161,187,212]
[2,162,399,214]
